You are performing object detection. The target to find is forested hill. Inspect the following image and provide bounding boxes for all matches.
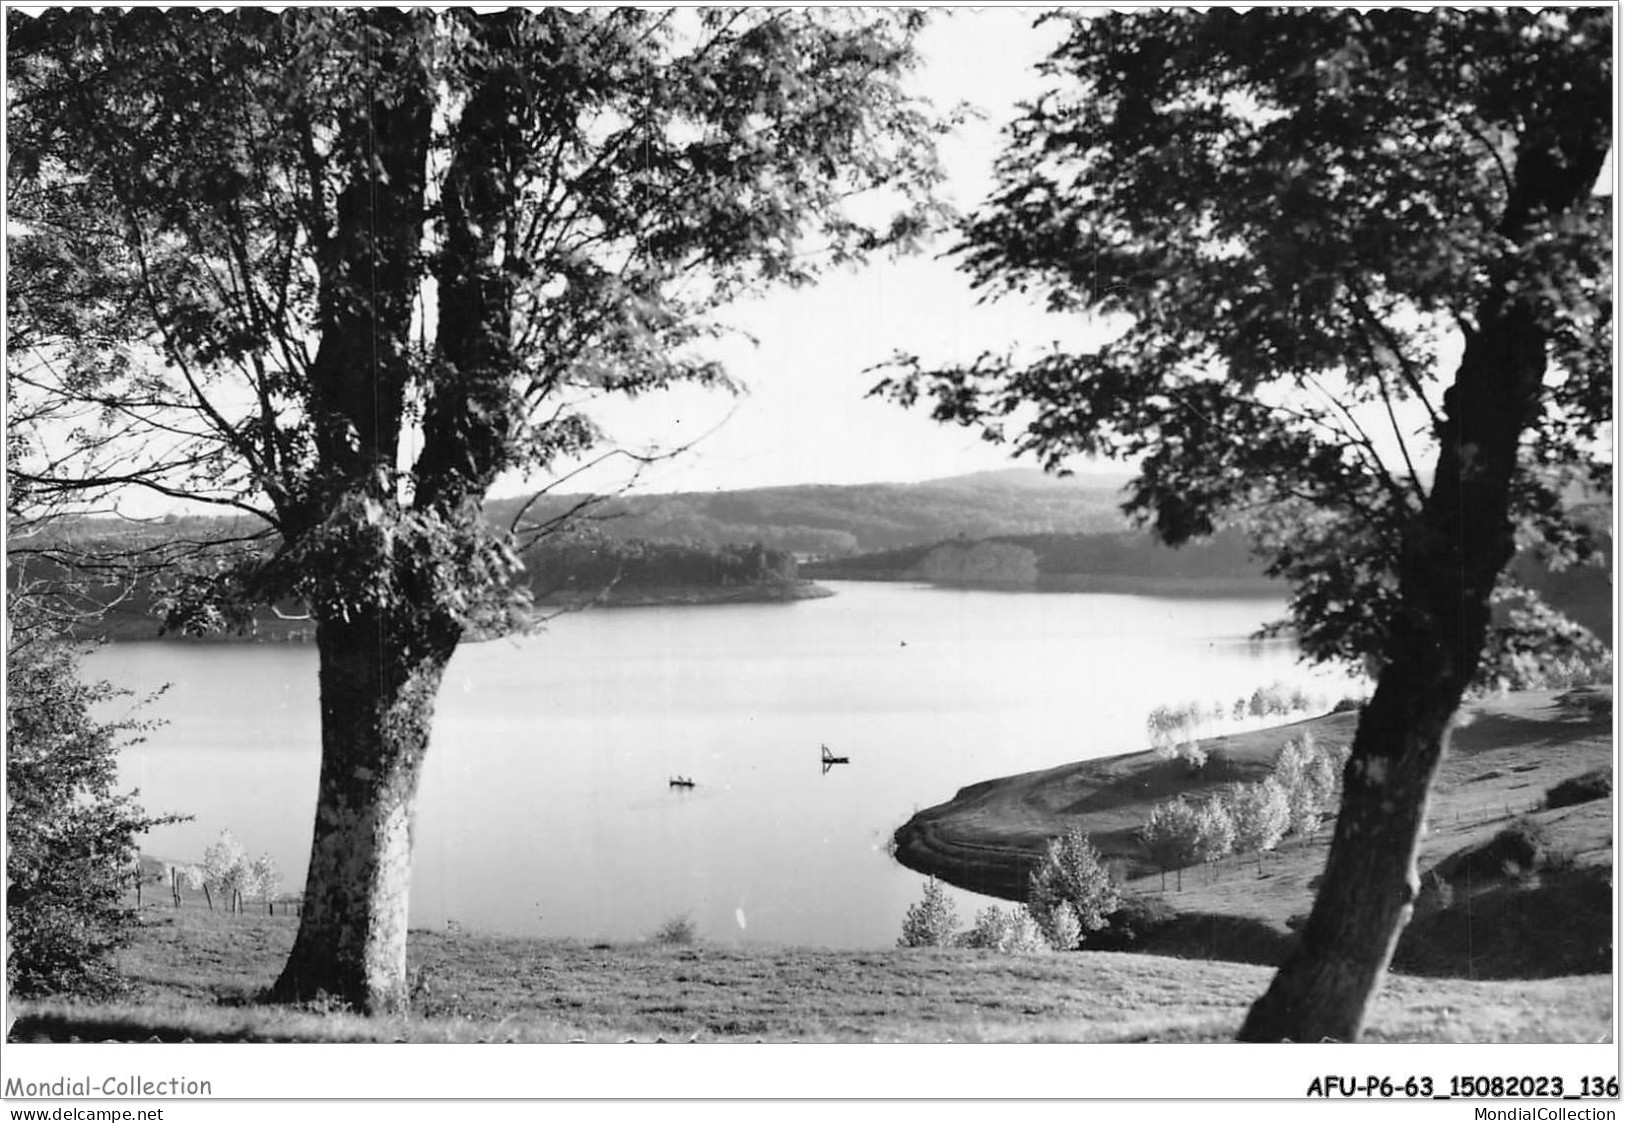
[802,529,1280,595]
[806,525,1613,643]
[482,469,1135,556]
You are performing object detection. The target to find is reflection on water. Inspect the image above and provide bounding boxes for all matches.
[97,581,1356,948]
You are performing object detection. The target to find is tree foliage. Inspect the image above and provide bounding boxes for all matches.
[8,6,949,622]
[1272,732,1348,838]
[876,8,1609,1042]
[1025,826,1120,948]
[898,877,959,948]
[961,904,1049,954]
[1224,778,1291,857]
[5,608,176,997]
[1139,798,1204,874]
[7,7,951,1012]
[876,8,1611,675]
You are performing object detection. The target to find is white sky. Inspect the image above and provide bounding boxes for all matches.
[523,9,1107,500]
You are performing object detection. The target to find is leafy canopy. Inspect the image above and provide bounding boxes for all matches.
[7,8,950,631]
[876,9,1611,672]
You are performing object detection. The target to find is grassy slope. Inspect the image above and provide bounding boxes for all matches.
[8,910,1611,1043]
[894,689,1613,975]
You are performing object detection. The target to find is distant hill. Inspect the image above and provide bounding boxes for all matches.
[484,469,1136,556]
[803,528,1280,596]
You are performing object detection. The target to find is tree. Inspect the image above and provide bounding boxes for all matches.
[1139,797,1203,891]
[1190,795,1237,867]
[898,878,960,948]
[876,9,1610,1040]
[5,602,174,997]
[1273,733,1346,839]
[247,854,284,913]
[8,8,948,1012]
[1025,825,1120,947]
[203,830,252,914]
[1224,779,1291,870]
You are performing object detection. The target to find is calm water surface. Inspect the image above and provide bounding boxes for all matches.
[97,581,1354,948]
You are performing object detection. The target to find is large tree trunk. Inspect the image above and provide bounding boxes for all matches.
[1239,360,1531,1037]
[1237,108,1608,1041]
[1239,259,1559,1038]
[268,609,456,1014]
[1236,297,1561,1043]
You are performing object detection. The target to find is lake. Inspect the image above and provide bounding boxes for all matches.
[96,580,1357,948]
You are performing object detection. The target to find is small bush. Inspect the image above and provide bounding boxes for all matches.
[898,879,959,948]
[1084,892,1176,951]
[653,912,698,946]
[1544,768,1612,811]
[1043,900,1083,951]
[962,905,1049,953]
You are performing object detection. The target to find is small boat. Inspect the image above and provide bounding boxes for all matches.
[820,744,850,774]
[669,776,696,789]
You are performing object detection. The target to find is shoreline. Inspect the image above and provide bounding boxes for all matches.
[804,570,1282,597]
[531,579,833,609]
[75,580,835,643]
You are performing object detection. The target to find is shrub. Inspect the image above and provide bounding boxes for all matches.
[898,878,959,948]
[1027,826,1120,944]
[1545,768,1612,810]
[1044,900,1083,951]
[653,912,698,946]
[962,905,1049,953]
[6,633,178,998]
[1084,892,1176,951]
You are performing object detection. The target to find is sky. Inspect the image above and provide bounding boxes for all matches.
[521,9,1110,501]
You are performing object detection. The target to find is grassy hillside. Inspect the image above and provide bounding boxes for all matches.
[485,469,1135,556]
[8,908,1609,1044]
[804,526,1277,593]
[893,689,1612,980]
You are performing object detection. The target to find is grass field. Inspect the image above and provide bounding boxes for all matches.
[8,909,1612,1043]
